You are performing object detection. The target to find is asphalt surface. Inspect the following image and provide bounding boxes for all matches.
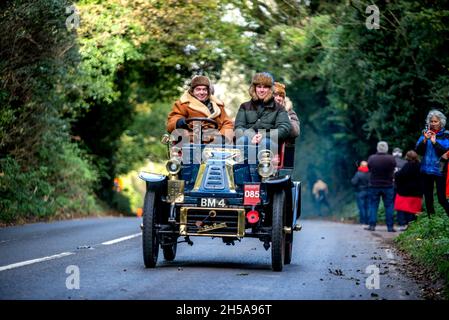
[0,217,423,300]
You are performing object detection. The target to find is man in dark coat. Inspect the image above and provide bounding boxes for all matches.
[366,141,397,232]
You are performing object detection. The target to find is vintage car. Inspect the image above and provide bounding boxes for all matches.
[138,118,302,271]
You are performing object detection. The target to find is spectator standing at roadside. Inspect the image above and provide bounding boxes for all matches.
[351,161,370,224]
[365,141,396,232]
[394,150,423,231]
[416,109,449,218]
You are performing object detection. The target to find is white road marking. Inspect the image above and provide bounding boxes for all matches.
[0,252,75,272]
[101,233,141,245]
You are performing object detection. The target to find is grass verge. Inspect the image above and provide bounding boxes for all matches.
[395,208,449,299]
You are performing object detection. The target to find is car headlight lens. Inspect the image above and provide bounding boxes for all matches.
[257,149,274,178]
[166,158,181,174]
[258,161,274,178]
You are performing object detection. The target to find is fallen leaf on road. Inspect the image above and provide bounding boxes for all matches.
[328,268,344,276]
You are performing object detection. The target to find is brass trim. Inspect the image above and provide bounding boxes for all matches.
[180,207,188,235]
[166,158,181,175]
[225,163,236,192]
[197,222,227,233]
[193,164,207,191]
[167,179,185,203]
[179,207,245,237]
[283,226,292,234]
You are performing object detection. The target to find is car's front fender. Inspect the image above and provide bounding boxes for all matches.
[262,175,291,186]
[138,171,167,192]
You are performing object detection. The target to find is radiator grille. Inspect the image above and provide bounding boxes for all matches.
[180,207,245,237]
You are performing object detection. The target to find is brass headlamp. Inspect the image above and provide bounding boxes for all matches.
[166,146,182,175]
[257,149,275,178]
[166,157,181,175]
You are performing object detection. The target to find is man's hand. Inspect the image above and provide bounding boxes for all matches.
[251,133,263,144]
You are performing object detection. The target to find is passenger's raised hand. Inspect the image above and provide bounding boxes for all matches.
[251,133,263,144]
[430,131,437,144]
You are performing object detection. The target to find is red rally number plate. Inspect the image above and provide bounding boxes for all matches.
[244,184,261,206]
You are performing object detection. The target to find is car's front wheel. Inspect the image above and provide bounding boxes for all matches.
[142,190,159,268]
[271,190,286,271]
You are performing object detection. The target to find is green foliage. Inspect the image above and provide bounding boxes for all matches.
[0,0,99,223]
[396,209,449,297]
[115,102,171,175]
[0,157,55,222]
[0,139,98,222]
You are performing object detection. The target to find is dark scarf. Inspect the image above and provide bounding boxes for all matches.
[202,99,214,114]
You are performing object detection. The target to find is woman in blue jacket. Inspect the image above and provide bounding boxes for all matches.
[416,109,449,217]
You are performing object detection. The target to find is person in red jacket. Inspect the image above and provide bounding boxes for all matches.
[394,150,422,231]
[351,161,370,224]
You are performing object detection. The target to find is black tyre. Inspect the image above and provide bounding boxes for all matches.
[162,241,177,261]
[284,232,293,265]
[142,190,159,268]
[272,190,286,271]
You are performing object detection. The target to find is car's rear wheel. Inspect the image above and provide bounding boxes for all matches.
[162,241,177,261]
[272,190,286,271]
[142,190,159,268]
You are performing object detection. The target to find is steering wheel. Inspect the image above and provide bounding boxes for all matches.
[185,117,218,130]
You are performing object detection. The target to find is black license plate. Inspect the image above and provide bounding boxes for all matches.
[199,198,228,208]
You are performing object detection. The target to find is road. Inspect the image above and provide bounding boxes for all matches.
[0,217,423,300]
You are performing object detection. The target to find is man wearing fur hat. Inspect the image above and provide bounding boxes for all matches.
[234,72,291,155]
[273,82,300,142]
[166,75,233,143]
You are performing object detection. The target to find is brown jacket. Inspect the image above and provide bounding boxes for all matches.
[166,91,234,142]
